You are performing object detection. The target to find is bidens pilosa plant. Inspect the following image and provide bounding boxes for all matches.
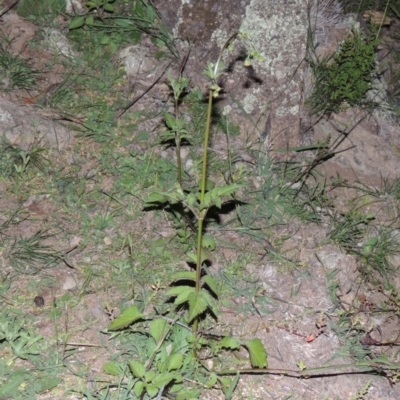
[105,32,268,399]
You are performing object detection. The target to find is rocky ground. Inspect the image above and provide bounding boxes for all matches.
[1,1,400,399]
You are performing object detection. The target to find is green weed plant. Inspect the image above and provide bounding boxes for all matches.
[307,28,379,115]
[0,34,37,92]
[17,0,66,18]
[1,229,60,274]
[0,138,47,178]
[341,0,400,18]
[0,311,62,399]
[104,33,268,399]
[69,0,178,58]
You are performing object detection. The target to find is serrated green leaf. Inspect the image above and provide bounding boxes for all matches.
[202,234,216,251]
[201,290,219,317]
[203,191,211,207]
[170,383,182,393]
[176,229,186,238]
[365,237,378,247]
[206,372,218,388]
[175,287,195,305]
[214,196,222,209]
[170,271,196,281]
[210,187,219,198]
[145,192,166,204]
[69,16,85,29]
[145,370,156,383]
[168,353,184,371]
[165,194,181,204]
[297,360,307,370]
[201,275,219,296]
[85,15,94,26]
[160,130,176,140]
[166,286,194,297]
[146,383,158,397]
[115,18,132,27]
[199,179,215,190]
[129,360,146,378]
[174,118,186,132]
[134,381,145,397]
[149,318,169,343]
[134,0,144,15]
[187,292,208,322]
[176,389,201,400]
[0,373,27,397]
[32,376,62,394]
[218,184,242,197]
[103,361,124,376]
[167,286,195,306]
[218,376,232,391]
[153,371,179,388]
[186,192,197,207]
[220,336,240,350]
[187,252,197,263]
[164,113,177,130]
[155,51,166,59]
[245,338,268,368]
[174,183,185,198]
[154,238,166,248]
[103,3,114,12]
[189,248,210,265]
[174,372,183,383]
[108,305,143,331]
[170,325,191,354]
[221,372,239,399]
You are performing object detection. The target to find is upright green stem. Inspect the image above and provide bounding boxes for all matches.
[192,33,238,336]
[173,96,182,187]
[200,90,214,203]
[176,142,182,186]
[192,89,213,335]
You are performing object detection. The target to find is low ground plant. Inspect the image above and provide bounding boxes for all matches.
[340,0,400,18]
[0,33,37,91]
[307,22,380,115]
[0,310,62,399]
[69,0,178,59]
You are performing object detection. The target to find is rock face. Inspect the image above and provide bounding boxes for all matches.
[154,0,400,182]
[240,0,309,151]
[0,98,73,151]
[314,109,400,184]
[305,1,400,183]
[154,0,309,152]
[154,0,249,46]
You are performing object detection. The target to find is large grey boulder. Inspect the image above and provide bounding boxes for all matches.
[154,0,309,151]
[0,98,73,150]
